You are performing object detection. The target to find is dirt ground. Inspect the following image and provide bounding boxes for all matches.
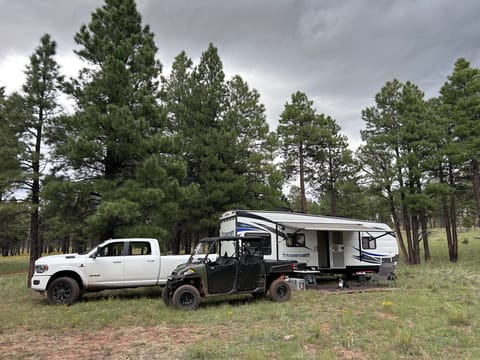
[0,325,206,360]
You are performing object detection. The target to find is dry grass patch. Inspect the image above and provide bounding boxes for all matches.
[0,325,207,360]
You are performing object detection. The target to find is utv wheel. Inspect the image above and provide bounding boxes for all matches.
[269,279,291,302]
[162,287,172,307]
[172,285,200,310]
[47,277,80,305]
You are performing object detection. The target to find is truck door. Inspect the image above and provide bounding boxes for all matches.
[87,241,126,286]
[123,241,159,286]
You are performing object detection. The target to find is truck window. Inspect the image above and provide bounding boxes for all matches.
[128,242,151,255]
[286,233,305,247]
[98,242,124,257]
[362,236,377,249]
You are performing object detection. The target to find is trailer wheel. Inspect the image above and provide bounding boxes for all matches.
[47,277,80,305]
[162,287,172,307]
[269,279,291,302]
[172,285,200,310]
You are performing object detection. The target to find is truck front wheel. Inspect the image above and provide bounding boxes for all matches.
[172,284,200,310]
[47,277,80,305]
[269,279,291,302]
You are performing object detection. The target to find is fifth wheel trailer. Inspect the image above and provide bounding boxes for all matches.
[219,210,398,277]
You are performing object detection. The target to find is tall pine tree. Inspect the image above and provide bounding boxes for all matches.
[277,92,317,213]
[17,34,63,285]
[0,88,28,257]
[52,0,184,243]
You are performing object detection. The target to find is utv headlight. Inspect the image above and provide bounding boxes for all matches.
[184,268,195,275]
[35,265,49,273]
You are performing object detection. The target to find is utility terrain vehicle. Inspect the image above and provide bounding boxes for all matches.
[163,236,299,310]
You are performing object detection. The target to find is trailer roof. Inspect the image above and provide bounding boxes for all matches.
[279,221,386,232]
[222,210,393,233]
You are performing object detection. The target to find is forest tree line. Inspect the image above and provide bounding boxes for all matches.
[0,0,479,278]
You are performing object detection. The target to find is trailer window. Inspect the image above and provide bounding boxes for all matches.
[362,236,377,250]
[287,233,306,247]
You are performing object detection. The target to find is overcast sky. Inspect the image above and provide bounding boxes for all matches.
[1,0,479,149]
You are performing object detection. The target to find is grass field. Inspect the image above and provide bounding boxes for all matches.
[1,229,479,359]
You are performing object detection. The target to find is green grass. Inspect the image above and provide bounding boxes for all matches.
[0,255,29,276]
[1,229,480,359]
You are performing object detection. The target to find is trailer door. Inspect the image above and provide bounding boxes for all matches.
[331,232,345,268]
[317,231,330,268]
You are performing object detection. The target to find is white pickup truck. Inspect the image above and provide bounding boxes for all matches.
[31,238,190,305]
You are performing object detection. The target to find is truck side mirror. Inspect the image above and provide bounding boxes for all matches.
[90,246,102,259]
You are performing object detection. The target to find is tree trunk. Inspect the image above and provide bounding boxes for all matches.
[448,164,458,262]
[172,221,182,254]
[400,190,414,264]
[28,207,41,288]
[420,212,430,261]
[299,142,307,213]
[387,191,408,263]
[411,214,421,264]
[471,159,480,227]
[28,134,42,287]
[330,181,337,216]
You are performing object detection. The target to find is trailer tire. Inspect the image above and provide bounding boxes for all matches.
[162,287,172,307]
[269,279,291,302]
[47,277,80,305]
[172,285,200,310]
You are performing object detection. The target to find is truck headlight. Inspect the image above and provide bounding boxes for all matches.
[35,265,49,273]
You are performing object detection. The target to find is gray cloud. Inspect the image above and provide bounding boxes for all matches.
[1,0,479,148]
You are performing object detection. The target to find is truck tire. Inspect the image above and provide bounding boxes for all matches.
[269,279,291,302]
[47,277,80,305]
[162,287,172,307]
[172,284,200,310]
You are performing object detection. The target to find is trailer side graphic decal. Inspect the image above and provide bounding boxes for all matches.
[352,247,383,264]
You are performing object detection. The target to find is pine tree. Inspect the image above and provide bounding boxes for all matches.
[277,92,317,213]
[439,59,480,227]
[435,58,480,262]
[359,80,433,264]
[307,114,353,216]
[0,87,22,202]
[0,88,28,257]
[161,45,282,243]
[224,75,282,210]
[52,0,184,243]
[17,34,63,286]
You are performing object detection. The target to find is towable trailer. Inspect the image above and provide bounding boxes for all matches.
[219,210,399,278]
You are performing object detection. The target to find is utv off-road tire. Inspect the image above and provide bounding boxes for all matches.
[47,277,80,305]
[162,287,172,307]
[269,279,291,302]
[172,284,200,310]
